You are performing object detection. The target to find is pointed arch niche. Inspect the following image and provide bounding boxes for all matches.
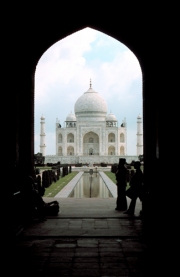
[58,146,63,155]
[67,146,74,155]
[108,133,115,143]
[58,134,63,143]
[67,133,74,143]
[108,146,115,155]
[35,27,142,157]
[83,132,99,155]
[120,146,125,155]
[120,133,125,143]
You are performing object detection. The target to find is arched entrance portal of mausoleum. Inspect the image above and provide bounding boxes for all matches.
[67,146,74,156]
[58,146,63,155]
[108,146,115,155]
[83,132,99,155]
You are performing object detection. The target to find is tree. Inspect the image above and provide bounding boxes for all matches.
[34,153,45,164]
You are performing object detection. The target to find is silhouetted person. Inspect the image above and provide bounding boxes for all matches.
[124,161,143,215]
[28,176,47,221]
[115,158,127,211]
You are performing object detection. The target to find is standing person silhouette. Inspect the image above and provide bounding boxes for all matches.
[124,161,143,215]
[115,158,127,211]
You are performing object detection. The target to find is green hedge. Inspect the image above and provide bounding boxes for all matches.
[75,163,82,167]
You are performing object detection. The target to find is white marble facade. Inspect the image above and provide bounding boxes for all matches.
[45,82,141,164]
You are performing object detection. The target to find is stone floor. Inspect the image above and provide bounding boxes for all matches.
[12,197,152,277]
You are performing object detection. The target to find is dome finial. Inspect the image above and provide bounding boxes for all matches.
[90,78,92,89]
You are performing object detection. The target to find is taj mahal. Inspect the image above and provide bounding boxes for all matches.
[41,81,143,165]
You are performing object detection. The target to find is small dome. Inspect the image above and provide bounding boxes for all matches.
[106,113,117,121]
[66,112,76,121]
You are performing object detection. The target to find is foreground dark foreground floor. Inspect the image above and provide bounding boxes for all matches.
[11,198,153,277]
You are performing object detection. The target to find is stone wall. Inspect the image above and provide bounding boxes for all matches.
[45,155,138,165]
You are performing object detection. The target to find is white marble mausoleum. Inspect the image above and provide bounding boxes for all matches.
[44,81,143,164]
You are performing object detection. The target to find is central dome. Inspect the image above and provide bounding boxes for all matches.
[74,83,108,120]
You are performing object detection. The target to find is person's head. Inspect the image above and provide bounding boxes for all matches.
[134,161,141,169]
[119,158,126,167]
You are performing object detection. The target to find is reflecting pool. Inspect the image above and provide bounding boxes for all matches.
[68,172,113,198]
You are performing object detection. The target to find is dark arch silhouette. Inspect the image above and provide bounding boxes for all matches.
[14,22,157,228]
[8,6,173,275]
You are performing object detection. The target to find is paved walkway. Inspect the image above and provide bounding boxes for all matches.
[13,172,151,276]
[13,197,150,277]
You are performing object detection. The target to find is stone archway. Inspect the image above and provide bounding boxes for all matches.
[11,14,171,273]
[120,146,124,155]
[58,134,62,143]
[67,146,74,155]
[120,133,124,143]
[83,132,99,155]
[58,146,63,155]
[108,146,115,155]
[108,133,115,142]
[67,133,74,143]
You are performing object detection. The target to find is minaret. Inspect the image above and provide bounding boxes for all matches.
[123,117,127,155]
[40,115,46,156]
[136,115,143,156]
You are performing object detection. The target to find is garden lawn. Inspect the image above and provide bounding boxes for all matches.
[44,171,79,197]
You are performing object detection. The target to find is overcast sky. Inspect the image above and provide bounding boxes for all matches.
[34,27,142,156]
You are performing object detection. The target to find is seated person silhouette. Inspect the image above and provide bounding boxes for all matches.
[28,176,47,221]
